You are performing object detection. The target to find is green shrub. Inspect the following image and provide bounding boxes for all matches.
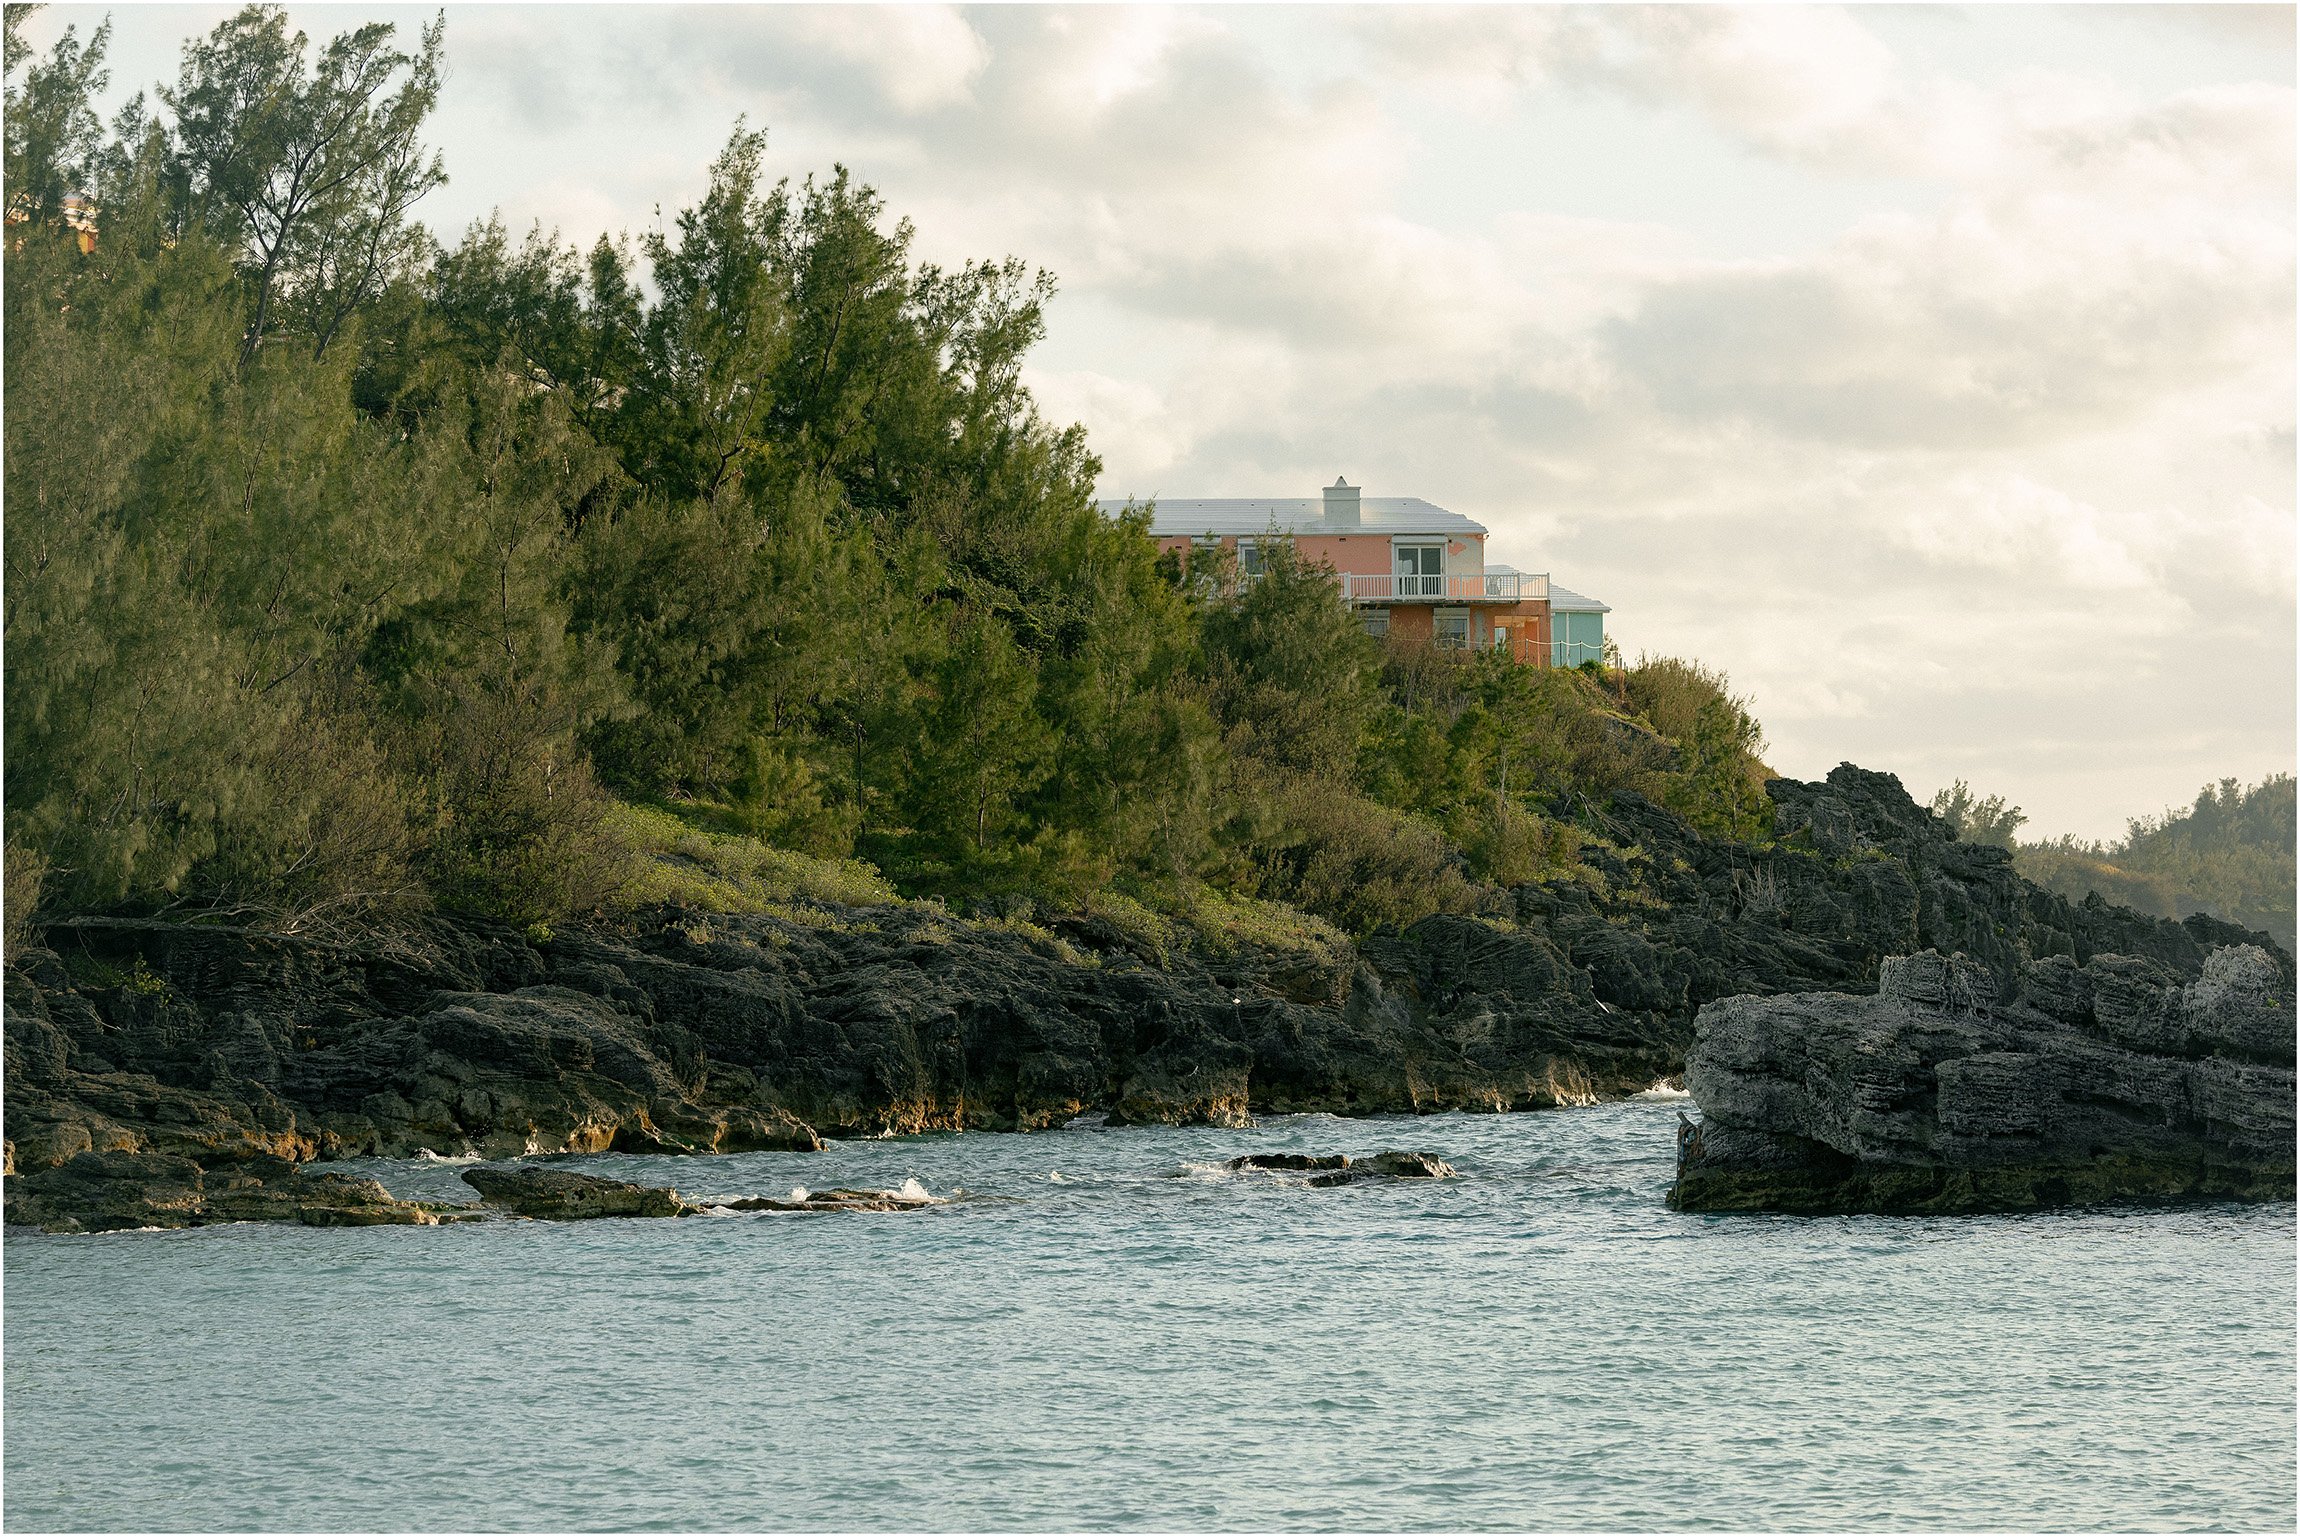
[610,802,899,914]
[416,681,631,928]
[1175,885,1354,966]
[4,840,48,964]
[1253,773,1493,936]
[1624,656,1774,841]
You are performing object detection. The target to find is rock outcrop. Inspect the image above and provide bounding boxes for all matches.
[1673,945,2296,1214]
[8,764,2285,1232]
[718,1186,939,1213]
[1222,1149,1458,1184]
[461,1164,687,1219]
[3,1149,440,1232]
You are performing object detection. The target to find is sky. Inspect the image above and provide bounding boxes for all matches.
[24,2,2297,841]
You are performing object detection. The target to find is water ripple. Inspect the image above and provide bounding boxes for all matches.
[5,1102,2293,1531]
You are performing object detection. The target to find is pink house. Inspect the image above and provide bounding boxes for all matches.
[1100,478,1599,666]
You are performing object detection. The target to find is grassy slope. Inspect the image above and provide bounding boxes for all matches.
[605,800,1356,971]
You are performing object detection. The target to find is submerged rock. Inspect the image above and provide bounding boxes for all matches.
[1225,1152,1351,1171]
[1304,1150,1459,1186]
[1673,944,2296,1215]
[1360,1150,1456,1178]
[717,1186,938,1214]
[461,1164,686,1219]
[1221,1149,1458,1185]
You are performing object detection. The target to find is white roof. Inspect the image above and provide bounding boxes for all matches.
[1099,496,1486,539]
[1549,584,1611,614]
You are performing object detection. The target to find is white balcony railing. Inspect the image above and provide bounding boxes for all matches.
[1338,571,1550,604]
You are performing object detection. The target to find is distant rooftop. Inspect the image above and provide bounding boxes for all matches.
[1098,496,1486,539]
[1549,585,1610,614]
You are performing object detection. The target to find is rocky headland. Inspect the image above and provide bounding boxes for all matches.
[7,764,2288,1232]
[1673,944,2295,1214]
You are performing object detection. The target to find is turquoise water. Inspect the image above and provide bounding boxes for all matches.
[5,1100,2293,1532]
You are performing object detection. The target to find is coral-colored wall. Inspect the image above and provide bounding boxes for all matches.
[1384,606,1435,644]
[1152,533,1552,666]
[1484,601,1551,666]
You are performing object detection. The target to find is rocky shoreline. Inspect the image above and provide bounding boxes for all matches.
[7,765,2289,1232]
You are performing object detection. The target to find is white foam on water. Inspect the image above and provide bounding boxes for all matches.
[1172,1160,1238,1182]
[412,1148,485,1165]
[896,1178,932,1202]
[788,1186,811,1202]
[1046,1170,1066,1182]
[1629,1080,1691,1102]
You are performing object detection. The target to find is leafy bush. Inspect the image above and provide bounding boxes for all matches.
[1928,779,2027,848]
[1624,657,1774,841]
[1249,771,1493,936]
[4,840,49,963]
[1172,886,1353,968]
[611,803,899,914]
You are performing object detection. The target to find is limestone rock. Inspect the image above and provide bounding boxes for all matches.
[2,1148,436,1232]
[1675,944,2295,1214]
[1225,1152,1351,1171]
[460,1164,687,1219]
[1222,1150,1454,1183]
[1303,1150,1459,1186]
[718,1186,937,1213]
[1361,1150,1456,1178]
[7,763,2287,1232]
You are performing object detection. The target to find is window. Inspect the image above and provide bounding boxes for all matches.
[1239,540,1267,579]
[1359,608,1390,638]
[1494,625,1510,654]
[1395,543,1443,597]
[1434,610,1469,649]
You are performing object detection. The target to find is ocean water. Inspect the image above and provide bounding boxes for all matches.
[5,1100,2293,1533]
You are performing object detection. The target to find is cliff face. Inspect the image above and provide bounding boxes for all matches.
[6,763,2283,1231]
[2,896,1672,1193]
[1674,945,2295,1214]
[1504,764,2267,1040]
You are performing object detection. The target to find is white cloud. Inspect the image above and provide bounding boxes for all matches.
[774,5,990,115]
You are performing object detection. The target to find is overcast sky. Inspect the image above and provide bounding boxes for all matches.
[27,2,2296,841]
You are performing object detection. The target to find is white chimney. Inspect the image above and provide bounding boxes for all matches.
[1323,476,1360,528]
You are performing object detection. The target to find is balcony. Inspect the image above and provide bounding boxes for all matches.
[1338,571,1550,604]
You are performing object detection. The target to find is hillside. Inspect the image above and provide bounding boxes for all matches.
[17,759,2283,1233]
[4,8,1773,965]
[2015,776,2295,955]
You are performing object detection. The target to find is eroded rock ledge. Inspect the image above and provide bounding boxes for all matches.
[1673,946,2297,1214]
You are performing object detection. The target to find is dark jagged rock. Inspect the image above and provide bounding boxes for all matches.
[1221,1149,1457,1184]
[1360,1150,1456,1178]
[2,1149,438,1232]
[1673,945,2297,1214]
[1304,1150,1459,1186]
[461,1165,686,1219]
[717,1186,938,1213]
[8,762,2286,1231]
[1225,1152,1352,1171]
